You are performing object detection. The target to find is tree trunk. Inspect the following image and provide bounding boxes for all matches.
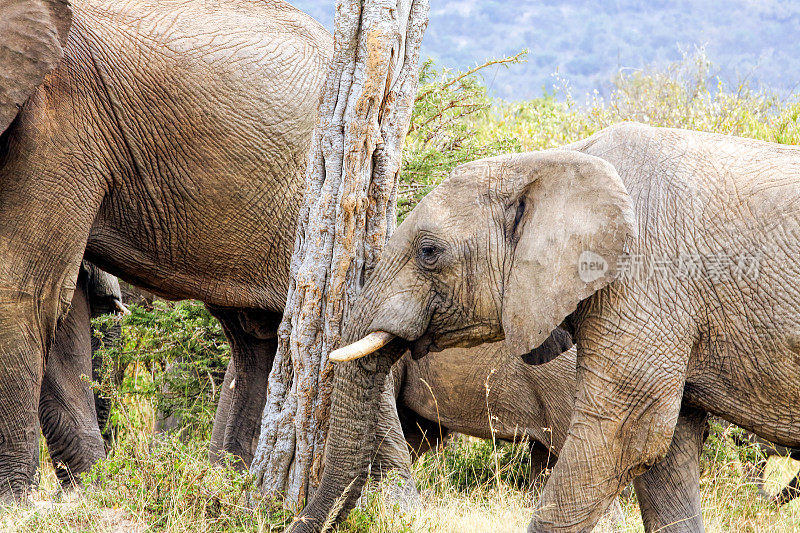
[251,0,429,509]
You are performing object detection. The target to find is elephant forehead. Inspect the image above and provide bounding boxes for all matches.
[414,186,496,235]
[423,164,512,215]
[447,159,510,194]
[449,149,621,198]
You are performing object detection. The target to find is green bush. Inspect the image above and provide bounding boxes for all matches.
[81,435,292,532]
[414,436,538,495]
[93,300,230,443]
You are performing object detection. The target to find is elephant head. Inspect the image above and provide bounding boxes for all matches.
[294,150,636,530]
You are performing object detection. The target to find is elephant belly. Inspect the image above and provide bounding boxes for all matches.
[684,340,800,447]
[76,0,330,310]
[86,191,296,311]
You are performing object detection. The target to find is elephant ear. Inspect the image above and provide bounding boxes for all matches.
[520,326,573,365]
[0,0,72,135]
[501,150,636,359]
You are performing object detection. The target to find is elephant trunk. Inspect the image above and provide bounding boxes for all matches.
[289,342,404,533]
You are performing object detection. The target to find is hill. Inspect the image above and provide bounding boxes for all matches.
[291,0,800,100]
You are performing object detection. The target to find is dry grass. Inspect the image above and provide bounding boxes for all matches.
[8,448,799,533]
[340,430,800,533]
[7,335,800,533]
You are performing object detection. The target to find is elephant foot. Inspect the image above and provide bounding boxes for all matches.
[595,499,625,532]
[377,468,421,513]
[0,479,33,508]
[527,496,624,533]
[0,446,39,507]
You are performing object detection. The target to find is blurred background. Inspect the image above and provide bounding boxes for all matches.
[294,0,800,100]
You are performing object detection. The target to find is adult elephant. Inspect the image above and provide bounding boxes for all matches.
[0,0,330,500]
[296,123,800,532]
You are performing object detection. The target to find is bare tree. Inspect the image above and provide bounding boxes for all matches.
[251,0,429,509]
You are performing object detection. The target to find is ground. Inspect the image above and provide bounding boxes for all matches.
[3,429,800,532]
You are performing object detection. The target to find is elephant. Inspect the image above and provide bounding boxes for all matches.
[295,122,800,532]
[0,0,330,500]
[728,427,800,506]
[393,330,574,461]
[38,261,123,487]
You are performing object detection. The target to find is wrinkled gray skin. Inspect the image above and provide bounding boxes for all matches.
[39,261,122,487]
[0,0,329,500]
[300,123,800,532]
[393,340,633,529]
[393,332,575,459]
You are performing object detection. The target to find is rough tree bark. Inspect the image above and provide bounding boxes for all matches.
[250,0,429,509]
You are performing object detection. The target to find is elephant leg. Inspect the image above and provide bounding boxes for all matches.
[0,150,104,501]
[529,338,687,533]
[0,292,47,502]
[0,255,98,498]
[0,257,90,500]
[529,441,557,481]
[39,268,106,488]
[207,307,281,469]
[371,372,420,510]
[525,442,624,532]
[90,318,121,448]
[209,360,236,463]
[775,472,800,506]
[633,406,708,533]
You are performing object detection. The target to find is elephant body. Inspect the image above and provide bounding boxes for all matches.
[302,123,800,532]
[394,339,573,456]
[0,0,330,498]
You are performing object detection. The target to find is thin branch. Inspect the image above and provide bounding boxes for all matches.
[414,50,527,102]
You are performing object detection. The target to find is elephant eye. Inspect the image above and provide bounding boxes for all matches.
[512,199,526,238]
[417,242,442,268]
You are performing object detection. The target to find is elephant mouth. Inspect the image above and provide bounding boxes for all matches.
[331,323,495,364]
[410,331,441,360]
[409,323,498,360]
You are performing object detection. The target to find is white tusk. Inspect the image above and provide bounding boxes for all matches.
[229,378,236,390]
[328,331,395,363]
[114,300,130,315]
